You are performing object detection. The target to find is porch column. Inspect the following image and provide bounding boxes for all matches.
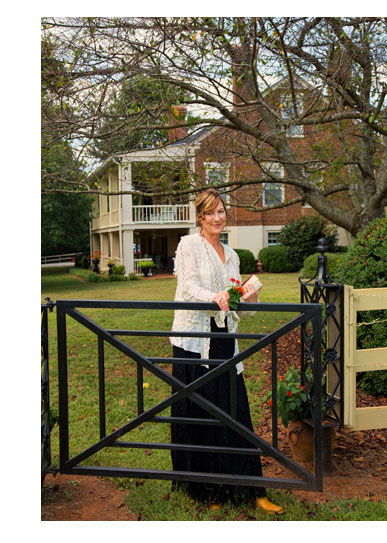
[122,230,134,275]
[121,162,133,225]
[188,155,196,224]
[118,164,123,265]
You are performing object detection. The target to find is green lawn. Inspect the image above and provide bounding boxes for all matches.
[41,267,387,521]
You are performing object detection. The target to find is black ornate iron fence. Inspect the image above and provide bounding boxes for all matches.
[299,239,344,429]
[54,299,324,492]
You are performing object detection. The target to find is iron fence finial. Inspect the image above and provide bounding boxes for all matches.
[317,237,328,255]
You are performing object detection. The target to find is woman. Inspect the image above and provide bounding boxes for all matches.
[170,188,283,513]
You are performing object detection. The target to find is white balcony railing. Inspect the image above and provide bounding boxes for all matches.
[132,205,191,224]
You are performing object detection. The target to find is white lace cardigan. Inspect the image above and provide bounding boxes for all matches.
[170,233,255,374]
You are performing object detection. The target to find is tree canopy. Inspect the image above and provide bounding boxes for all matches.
[41,135,93,254]
[89,77,194,160]
[41,17,387,236]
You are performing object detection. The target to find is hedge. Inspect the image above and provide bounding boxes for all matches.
[234,249,256,274]
[335,218,387,395]
[301,252,345,280]
[278,215,338,271]
[258,245,292,273]
[70,267,139,282]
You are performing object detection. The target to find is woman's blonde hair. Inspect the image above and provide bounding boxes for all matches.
[195,188,227,224]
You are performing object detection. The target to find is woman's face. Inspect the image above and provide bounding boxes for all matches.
[200,199,226,238]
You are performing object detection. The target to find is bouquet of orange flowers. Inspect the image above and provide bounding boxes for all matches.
[227,278,244,310]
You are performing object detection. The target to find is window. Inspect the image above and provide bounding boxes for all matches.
[268,232,281,246]
[282,97,303,137]
[263,184,283,206]
[205,162,229,204]
[261,163,284,207]
[220,232,229,245]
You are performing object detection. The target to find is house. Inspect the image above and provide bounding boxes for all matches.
[89,76,352,275]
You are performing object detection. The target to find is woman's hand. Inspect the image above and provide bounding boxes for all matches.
[242,283,261,304]
[212,290,230,311]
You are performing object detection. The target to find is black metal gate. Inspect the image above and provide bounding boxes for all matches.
[41,298,55,485]
[52,299,324,492]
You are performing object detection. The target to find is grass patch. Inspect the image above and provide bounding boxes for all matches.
[42,268,386,521]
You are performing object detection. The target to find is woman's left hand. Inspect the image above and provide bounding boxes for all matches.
[242,283,261,304]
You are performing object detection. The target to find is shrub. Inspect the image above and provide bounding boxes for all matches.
[258,245,291,273]
[128,273,140,281]
[301,252,345,279]
[234,249,256,274]
[106,274,128,282]
[82,256,90,269]
[138,260,156,268]
[335,217,387,395]
[359,371,387,396]
[74,253,84,267]
[71,267,107,282]
[335,245,349,253]
[112,264,125,275]
[279,215,338,271]
[336,217,387,289]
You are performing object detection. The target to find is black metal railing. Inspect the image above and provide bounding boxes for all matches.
[55,299,324,492]
[41,297,56,484]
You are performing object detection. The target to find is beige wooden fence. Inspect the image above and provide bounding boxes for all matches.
[343,286,387,431]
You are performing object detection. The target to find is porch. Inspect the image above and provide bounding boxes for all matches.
[91,227,193,275]
[132,227,191,275]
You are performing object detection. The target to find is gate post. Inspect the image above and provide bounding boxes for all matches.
[299,238,344,428]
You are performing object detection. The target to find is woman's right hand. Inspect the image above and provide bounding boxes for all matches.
[212,290,230,312]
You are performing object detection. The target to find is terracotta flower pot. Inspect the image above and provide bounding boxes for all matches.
[287,419,336,467]
[287,420,314,462]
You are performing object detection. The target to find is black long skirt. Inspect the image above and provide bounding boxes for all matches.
[171,318,265,504]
